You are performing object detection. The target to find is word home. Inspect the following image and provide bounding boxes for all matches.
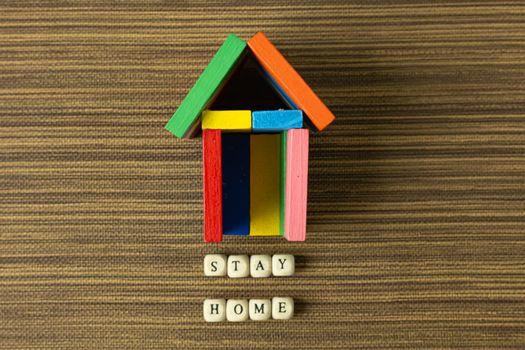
[203,297,294,322]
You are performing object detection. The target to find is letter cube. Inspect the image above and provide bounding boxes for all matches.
[226,299,249,322]
[272,254,295,276]
[204,254,227,277]
[203,298,226,322]
[249,299,272,321]
[250,255,272,278]
[272,297,294,320]
[227,255,250,278]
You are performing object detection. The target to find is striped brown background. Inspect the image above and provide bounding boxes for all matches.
[1,1,525,349]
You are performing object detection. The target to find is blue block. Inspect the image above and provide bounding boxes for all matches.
[222,134,250,235]
[252,110,303,132]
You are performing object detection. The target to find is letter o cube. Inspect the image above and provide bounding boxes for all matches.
[226,299,249,322]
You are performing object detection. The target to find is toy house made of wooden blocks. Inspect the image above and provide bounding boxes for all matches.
[165,32,335,242]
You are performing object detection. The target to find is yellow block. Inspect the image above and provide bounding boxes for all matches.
[201,110,251,131]
[250,134,281,236]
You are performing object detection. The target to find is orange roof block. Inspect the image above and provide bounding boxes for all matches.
[248,32,335,131]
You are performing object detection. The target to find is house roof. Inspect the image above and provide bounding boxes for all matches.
[165,32,335,139]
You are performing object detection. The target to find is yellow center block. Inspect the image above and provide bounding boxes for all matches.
[250,134,281,236]
[201,110,251,132]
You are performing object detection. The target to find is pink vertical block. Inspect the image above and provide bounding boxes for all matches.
[284,129,309,241]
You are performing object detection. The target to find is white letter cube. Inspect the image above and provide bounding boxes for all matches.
[227,255,249,278]
[272,254,295,276]
[272,297,294,320]
[226,299,249,322]
[250,255,272,278]
[249,299,272,321]
[204,254,227,277]
[203,299,226,322]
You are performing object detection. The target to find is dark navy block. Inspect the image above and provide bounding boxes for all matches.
[222,133,250,235]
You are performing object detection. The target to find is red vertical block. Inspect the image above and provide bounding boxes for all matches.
[203,130,222,242]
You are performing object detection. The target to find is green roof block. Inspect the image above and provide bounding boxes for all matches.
[165,34,246,138]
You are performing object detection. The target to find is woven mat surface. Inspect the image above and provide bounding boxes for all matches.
[1,1,525,349]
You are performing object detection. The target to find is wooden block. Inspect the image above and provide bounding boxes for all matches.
[250,134,281,236]
[272,297,294,320]
[204,254,227,277]
[247,32,335,132]
[226,299,249,322]
[250,255,272,278]
[203,299,226,322]
[227,255,250,278]
[272,254,295,276]
[202,130,222,242]
[222,134,250,235]
[279,131,287,237]
[202,110,251,132]
[252,110,303,132]
[284,129,309,241]
[165,35,246,138]
[249,299,272,321]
